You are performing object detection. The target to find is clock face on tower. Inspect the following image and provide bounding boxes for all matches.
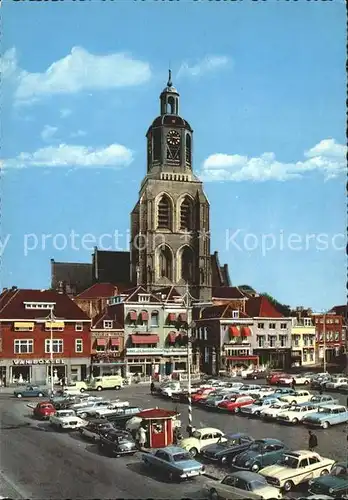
[166,130,180,146]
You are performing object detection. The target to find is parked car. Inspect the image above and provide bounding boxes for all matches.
[14,385,48,398]
[338,384,348,394]
[203,392,238,409]
[102,406,142,427]
[279,390,312,405]
[276,402,320,424]
[311,375,331,390]
[98,429,137,457]
[279,374,312,386]
[310,395,339,406]
[201,433,254,466]
[63,396,104,411]
[142,446,205,481]
[238,384,262,395]
[159,382,182,398]
[302,405,348,429]
[218,395,255,413]
[180,427,225,457]
[75,400,114,418]
[309,461,348,498]
[79,418,115,441]
[256,386,276,398]
[33,401,56,420]
[240,398,280,418]
[272,387,296,396]
[260,401,293,420]
[49,409,87,430]
[88,375,123,391]
[204,471,282,500]
[231,438,287,473]
[223,382,244,391]
[326,377,348,390]
[191,388,216,403]
[267,372,288,385]
[260,450,335,492]
[88,400,130,418]
[244,371,267,380]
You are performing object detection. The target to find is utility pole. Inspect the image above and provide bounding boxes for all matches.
[184,283,198,436]
[45,308,57,395]
[323,312,327,373]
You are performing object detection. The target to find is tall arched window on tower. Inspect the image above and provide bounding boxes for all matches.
[181,246,194,282]
[180,196,193,231]
[185,134,192,166]
[159,246,173,280]
[157,195,172,230]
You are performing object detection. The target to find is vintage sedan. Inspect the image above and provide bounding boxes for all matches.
[238,384,262,395]
[279,390,312,405]
[279,374,311,386]
[260,450,335,492]
[302,405,348,428]
[231,438,287,473]
[49,409,87,430]
[33,401,56,420]
[260,401,293,420]
[240,398,280,417]
[244,371,267,380]
[14,385,49,398]
[98,429,137,457]
[326,377,348,390]
[256,386,277,398]
[310,395,339,406]
[203,392,239,409]
[102,406,142,428]
[142,446,205,481]
[201,433,254,466]
[191,388,216,403]
[218,395,255,413]
[204,471,282,500]
[90,400,130,417]
[272,387,296,396]
[79,418,115,441]
[180,427,225,457]
[75,400,114,418]
[309,461,348,498]
[276,402,319,424]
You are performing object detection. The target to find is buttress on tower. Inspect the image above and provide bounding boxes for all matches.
[130,71,212,302]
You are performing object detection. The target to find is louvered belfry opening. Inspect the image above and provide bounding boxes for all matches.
[157,195,171,229]
[180,196,192,231]
[159,245,173,280]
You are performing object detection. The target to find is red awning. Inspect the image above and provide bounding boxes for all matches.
[110,338,120,346]
[132,334,159,344]
[129,311,137,321]
[168,313,176,322]
[226,356,259,361]
[242,326,252,337]
[96,338,107,346]
[141,311,149,321]
[179,313,187,322]
[229,326,240,337]
[168,332,178,343]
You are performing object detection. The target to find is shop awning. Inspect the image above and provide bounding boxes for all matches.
[45,321,65,329]
[132,334,159,344]
[229,326,240,337]
[129,311,137,321]
[141,311,149,321]
[168,313,176,322]
[14,322,34,329]
[168,331,178,343]
[178,313,187,322]
[226,355,258,361]
[242,326,252,337]
[96,338,107,346]
[110,338,120,346]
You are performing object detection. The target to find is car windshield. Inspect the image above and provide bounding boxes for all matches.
[317,407,331,414]
[249,479,267,490]
[330,465,348,477]
[253,401,262,406]
[59,411,74,417]
[278,455,299,468]
[192,431,201,439]
[290,405,302,412]
[249,442,262,451]
[269,403,282,409]
[173,452,192,462]
[311,397,320,402]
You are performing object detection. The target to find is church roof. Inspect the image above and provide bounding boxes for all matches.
[149,114,193,132]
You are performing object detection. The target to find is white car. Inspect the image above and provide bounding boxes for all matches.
[279,375,311,385]
[93,401,130,417]
[75,400,115,418]
[276,403,320,424]
[241,398,280,417]
[238,384,262,395]
[160,382,181,397]
[279,390,312,405]
[256,386,276,398]
[205,472,282,500]
[67,396,104,410]
[224,382,244,391]
[180,427,225,457]
[260,401,293,420]
[259,450,335,492]
[326,377,348,390]
[49,409,87,430]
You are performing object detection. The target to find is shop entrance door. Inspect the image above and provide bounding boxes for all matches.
[0,366,6,386]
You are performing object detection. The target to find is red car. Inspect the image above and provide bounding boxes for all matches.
[217,394,254,413]
[33,402,56,420]
[191,388,214,403]
[267,372,289,385]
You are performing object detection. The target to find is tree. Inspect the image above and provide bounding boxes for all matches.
[261,293,292,317]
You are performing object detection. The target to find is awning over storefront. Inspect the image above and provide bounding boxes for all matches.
[168,331,178,343]
[229,326,240,337]
[226,355,258,361]
[110,338,120,346]
[45,321,65,329]
[178,313,187,322]
[141,311,149,321]
[14,322,34,329]
[168,313,176,322]
[241,327,251,337]
[131,334,159,344]
[129,311,137,321]
[96,338,107,346]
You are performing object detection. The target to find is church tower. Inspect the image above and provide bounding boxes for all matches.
[130,71,212,301]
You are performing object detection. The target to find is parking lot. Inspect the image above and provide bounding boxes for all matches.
[0,381,346,499]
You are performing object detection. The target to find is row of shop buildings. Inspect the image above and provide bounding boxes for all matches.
[0,285,346,385]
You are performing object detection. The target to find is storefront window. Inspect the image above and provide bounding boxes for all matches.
[11,366,31,384]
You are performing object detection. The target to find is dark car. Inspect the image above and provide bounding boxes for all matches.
[79,419,115,441]
[98,429,137,457]
[245,371,267,380]
[201,433,254,467]
[309,461,348,498]
[231,438,287,473]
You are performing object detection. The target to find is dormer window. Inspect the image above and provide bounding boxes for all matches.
[304,318,312,327]
[75,323,83,332]
[24,302,55,310]
[138,294,150,303]
[103,320,113,329]
[232,310,239,319]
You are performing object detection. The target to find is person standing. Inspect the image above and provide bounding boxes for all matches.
[291,378,296,391]
[308,430,318,451]
[150,381,155,394]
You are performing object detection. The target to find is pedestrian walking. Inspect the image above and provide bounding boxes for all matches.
[308,430,318,451]
[291,378,296,391]
[150,381,155,394]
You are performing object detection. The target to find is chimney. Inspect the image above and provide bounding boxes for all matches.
[11,286,17,291]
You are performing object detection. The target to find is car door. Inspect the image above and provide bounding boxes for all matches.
[296,457,311,484]
[153,450,169,473]
[261,444,283,467]
[233,477,257,500]
[200,432,213,449]
[215,476,240,500]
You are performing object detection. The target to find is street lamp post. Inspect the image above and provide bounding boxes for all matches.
[45,308,56,394]
[323,312,327,373]
[184,283,197,436]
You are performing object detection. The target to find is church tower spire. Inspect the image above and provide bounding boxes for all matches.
[160,70,180,116]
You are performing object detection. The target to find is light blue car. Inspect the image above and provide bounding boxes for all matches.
[240,397,280,417]
[302,404,348,429]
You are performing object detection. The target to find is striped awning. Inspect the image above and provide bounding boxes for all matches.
[242,327,252,337]
[96,338,107,346]
[14,322,34,329]
[45,321,65,329]
[229,326,240,337]
[129,311,137,321]
[110,338,120,346]
[168,331,178,343]
[132,334,159,344]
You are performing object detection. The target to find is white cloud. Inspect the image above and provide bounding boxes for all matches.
[70,130,86,138]
[60,108,72,118]
[177,55,230,79]
[41,125,58,141]
[200,139,347,182]
[3,143,133,169]
[1,47,151,104]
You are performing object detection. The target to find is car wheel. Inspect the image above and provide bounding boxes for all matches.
[292,418,299,424]
[255,411,261,417]
[234,407,241,413]
[189,447,198,458]
[97,386,102,391]
[320,469,329,476]
[253,376,258,380]
[304,380,309,385]
[209,489,219,500]
[291,400,297,405]
[115,386,121,390]
[38,392,43,397]
[283,480,294,492]
[322,421,330,429]
[80,388,85,393]
[80,412,88,419]
[251,463,260,472]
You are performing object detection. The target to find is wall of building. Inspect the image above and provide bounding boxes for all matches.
[291,325,316,365]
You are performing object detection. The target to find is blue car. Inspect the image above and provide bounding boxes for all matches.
[14,385,49,398]
[142,446,205,482]
[302,404,348,429]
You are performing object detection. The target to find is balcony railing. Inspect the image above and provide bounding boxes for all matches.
[126,347,190,356]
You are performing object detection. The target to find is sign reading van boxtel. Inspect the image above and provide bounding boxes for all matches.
[12,359,65,365]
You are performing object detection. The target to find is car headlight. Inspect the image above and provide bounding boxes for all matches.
[245,460,251,467]
[308,480,314,485]
[232,456,237,463]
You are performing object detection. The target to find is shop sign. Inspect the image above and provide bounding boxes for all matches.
[12,359,65,365]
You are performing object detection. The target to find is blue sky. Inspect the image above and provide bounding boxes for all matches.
[1,0,346,311]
